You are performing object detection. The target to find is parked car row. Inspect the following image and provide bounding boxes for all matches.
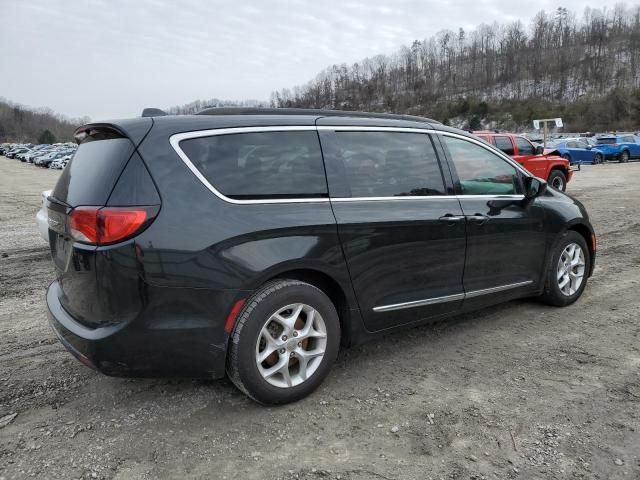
[0,142,76,169]
[527,133,640,164]
[476,131,640,169]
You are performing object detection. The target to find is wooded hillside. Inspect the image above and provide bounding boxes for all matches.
[271,6,640,131]
[0,98,86,143]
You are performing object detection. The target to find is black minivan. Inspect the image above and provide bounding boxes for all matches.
[46,108,595,404]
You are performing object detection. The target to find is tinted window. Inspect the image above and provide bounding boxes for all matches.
[179,131,327,199]
[494,136,514,155]
[319,131,445,197]
[597,137,617,145]
[443,136,522,195]
[53,138,134,206]
[622,136,635,143]
[516,137,535,155]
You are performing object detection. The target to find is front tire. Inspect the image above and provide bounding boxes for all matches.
[593,153,603,164]
[540,231,590,307]
[227,279,340,405]
[548,169,567,191]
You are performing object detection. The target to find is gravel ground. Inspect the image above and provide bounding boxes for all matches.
[0,157,639,480]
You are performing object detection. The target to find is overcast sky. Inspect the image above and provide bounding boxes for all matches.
[0,0,616,120]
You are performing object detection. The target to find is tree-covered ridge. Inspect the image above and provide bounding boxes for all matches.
[271,6,640,131]
[0,98,87,143]
[165,98,267,115]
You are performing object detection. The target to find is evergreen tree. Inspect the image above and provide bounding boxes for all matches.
[38,129,56,144]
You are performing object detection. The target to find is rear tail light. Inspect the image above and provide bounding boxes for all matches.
[69,206,159,245]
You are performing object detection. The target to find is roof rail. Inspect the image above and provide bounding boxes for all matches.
[196,107,440,124]
[141,108,167,117]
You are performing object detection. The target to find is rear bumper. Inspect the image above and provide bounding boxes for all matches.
[598,148,621,159]
[46,280,230,379]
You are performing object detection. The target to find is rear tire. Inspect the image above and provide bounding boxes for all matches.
[548,169,567,191]
[619,150,630,163]
[227,279,340,405]
[540,231,590,307]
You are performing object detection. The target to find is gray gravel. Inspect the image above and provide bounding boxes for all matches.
[0,158,639,479]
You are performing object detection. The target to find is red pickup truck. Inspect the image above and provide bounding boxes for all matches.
[473,131,573,191]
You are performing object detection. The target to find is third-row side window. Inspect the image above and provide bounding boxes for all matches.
[319,131,446,197]
[179,131,328,199]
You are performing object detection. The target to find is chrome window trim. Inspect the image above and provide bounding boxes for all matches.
[373,280,534,312]
[170,125,531,205]
[331,195,456,202]
[316,125,437,134]
[169,126,328,205]
[331,194,524,202]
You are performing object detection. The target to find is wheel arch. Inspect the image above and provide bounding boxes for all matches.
[549,164,569,175]
[267,268,356,346]
[567,222,595,277]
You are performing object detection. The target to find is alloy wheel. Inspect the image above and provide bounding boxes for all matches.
[255,303,327,388]
[557,242,585,296]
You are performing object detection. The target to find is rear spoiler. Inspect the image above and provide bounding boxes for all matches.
[73,119,153,147]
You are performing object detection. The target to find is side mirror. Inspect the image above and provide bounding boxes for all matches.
[524,176,547,199]
[535,145,544,155]
[586,145,592,150]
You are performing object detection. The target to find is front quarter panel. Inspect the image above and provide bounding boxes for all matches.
[535,188,595,274]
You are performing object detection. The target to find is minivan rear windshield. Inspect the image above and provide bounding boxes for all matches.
[52,138,134,206]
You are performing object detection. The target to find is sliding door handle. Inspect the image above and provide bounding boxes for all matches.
[466,214,490,224]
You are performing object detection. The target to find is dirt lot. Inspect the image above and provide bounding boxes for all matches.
[0,158,639,480]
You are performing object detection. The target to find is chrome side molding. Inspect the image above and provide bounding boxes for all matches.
[464,280,534,299]
[373,280,534,313]
[373,293,465,312]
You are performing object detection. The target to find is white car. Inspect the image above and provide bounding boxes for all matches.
[36,190,52,241]
[51,154,72,169]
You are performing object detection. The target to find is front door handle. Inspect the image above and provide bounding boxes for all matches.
[466,214,490,224]
[439,214,465,224]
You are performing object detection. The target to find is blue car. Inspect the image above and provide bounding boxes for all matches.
[548,139,605,165]
[594,135,640,162]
